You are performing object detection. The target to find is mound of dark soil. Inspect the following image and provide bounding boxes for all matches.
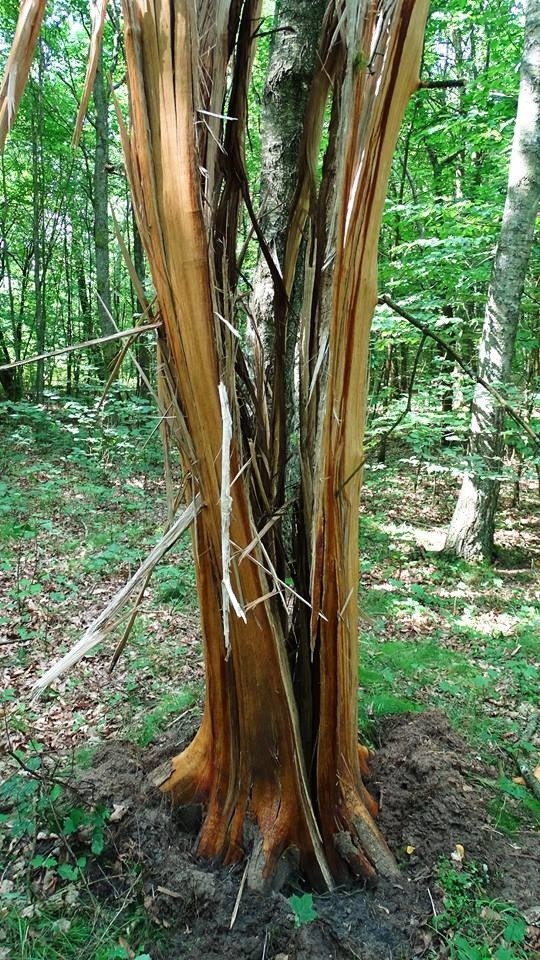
[79,711,540,960]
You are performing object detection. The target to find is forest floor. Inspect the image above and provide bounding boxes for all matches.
[0,398,539,960]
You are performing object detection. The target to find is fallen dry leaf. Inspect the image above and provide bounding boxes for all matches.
[109,802,130,822]
[42,869,57,897]
[118,937,134,959]
[451,844,465,863]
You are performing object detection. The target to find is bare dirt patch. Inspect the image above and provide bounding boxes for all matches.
[76,710,540,960]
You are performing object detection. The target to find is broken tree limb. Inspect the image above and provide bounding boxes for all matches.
[378,294,540,451]
[72,0,109,147]
[0,322,162,373]
[32,495,202,696]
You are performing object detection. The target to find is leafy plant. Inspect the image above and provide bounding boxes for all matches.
[433,859,529,960]
[289,892,318,927]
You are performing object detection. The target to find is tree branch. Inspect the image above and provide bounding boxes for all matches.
[418,79,465,90]
[378,294,540,451]
[0,322,162,373]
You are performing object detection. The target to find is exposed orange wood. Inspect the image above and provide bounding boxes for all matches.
[0,0,48,151]
[72,0,109,147]
[309,0,430,876]
[122,0,333,889]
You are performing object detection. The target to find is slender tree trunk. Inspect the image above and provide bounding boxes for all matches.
[248,0,329,586]
[0,157,22,399]
[251,0,327,423]
[445,0,540,561]
[32,56,45,402]
[0,326,17,399]
[93,50,114,374]
[132,209,150,396]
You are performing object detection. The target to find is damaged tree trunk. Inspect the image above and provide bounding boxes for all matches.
[120,0,428,889]
[1,0,429,890]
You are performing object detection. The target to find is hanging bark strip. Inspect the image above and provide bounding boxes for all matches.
[72,0,109,147]
[121,0,333,890]
[308,0,429,879]
[0,0,48,150]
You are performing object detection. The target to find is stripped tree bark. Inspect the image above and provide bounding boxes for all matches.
[1,0,429,889]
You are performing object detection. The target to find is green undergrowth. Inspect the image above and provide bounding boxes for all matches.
[1,399,539,955]
[0,751,159,960]
[134,690,197,748]
[432,859,530,960]
[358,470,539,834]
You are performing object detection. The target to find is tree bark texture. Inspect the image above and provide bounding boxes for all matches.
[251,0,327,438]
[249,0,329,570]
[0,0,429,891]
[445,0,540,561]
[117,0,429,890]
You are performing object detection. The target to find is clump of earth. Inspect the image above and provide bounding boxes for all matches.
[79,710,540,960]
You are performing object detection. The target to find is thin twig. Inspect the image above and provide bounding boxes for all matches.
[379,294,540,450]
[230,862,249,929]
[0,322,161,372]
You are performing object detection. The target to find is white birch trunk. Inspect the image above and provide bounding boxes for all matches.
[445,0,540,561]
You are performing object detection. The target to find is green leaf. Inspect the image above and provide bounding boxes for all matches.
[63,807,87,835]
[453,934,488,960]
[503,917,526,944]
[495,948,516,960]
[49,783,62,803]
[289,893,317,927]
[91,826,105,855]
[30,854,57,868]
